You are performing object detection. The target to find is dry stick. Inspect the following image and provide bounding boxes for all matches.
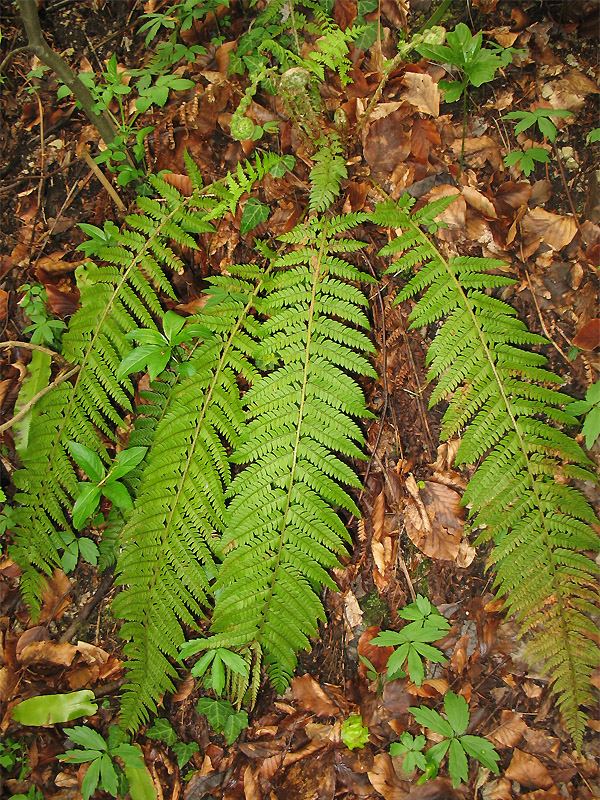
[0,365,79,433]
[59,567,115,643]
[553,141,584,240]
[16,0,117,146]
[524,269,571,364]
[79,146,126,212]
[1,340,63,358]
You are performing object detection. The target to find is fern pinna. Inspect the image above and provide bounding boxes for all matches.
[10,152,287,619]
[371,195,599,747]
[200,214,377,691]
[113,266,268,732]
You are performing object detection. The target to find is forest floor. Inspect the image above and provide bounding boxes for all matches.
[1,0,599,799]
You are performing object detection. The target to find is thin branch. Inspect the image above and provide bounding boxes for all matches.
[1,340,62,358]
[16,0,117,146]
[0,366,80,433]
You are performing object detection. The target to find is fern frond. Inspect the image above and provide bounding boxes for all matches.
[374,196,599,748]
[206,216,375,691]
[309,135,347,212]
[113,268,267,732]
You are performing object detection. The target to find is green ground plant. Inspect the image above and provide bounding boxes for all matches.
[7,0,598,766]
[503,107,573,176]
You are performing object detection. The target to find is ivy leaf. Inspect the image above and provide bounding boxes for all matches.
[172,741,199,768]
[146,718,178,746]
[197,698,236,734]
[222,709,248,745]
[240,198,270,235]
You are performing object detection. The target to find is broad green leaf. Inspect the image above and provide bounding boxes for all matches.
[13,690,97,726]
[413,642,447,663]
[425,738,450,768]
[372,630,405,647]
[78,537,99,566]
[385,642,410,678]
[443,691,470,736]
[240,198,270,235]
[146,350,172,381]
[81,757,101,800]
[100,753,119,797]
[102,480,133,511]
[68,441,104,483]
[210,654,226,696]
[407,645,425,686]
[163,310,187,343]
[409,705,454,739]
[66,725,108,751]
[196,697,236,733]
[59,749,103,763]
[117,346,160,380]
[217,648,249,677]
[110,447,148,481]
[448,738,468,787]
[190,650,216,678]
[72,484,102,530]
[460,735,500,773]
[122,745,157,800]
[582,406,600,450]
[125,329,167,346]
[180,638,207,659]
[13,351,51,457]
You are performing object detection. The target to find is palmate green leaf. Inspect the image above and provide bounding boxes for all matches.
[460,735,500,773]
[409,705,454,739]
[81,757,101,800]
[373,195,599,748]
[448,739,468,788]
[443,690,469,736]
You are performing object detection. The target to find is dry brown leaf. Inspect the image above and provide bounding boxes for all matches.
[358,626,393,675]
[403,72,440,117]
[484,777,513,799]
[455,539,476,568]
[367,753,406,800]
[244,764,262,800]
[522,207,577,251]
[410,118,441,160]
[0,666,18,703]
[161,173,193,196]
[343,590,363,631]
[291,674,340,717]
[0,288,7,322]
[462,186,498,219]
[505,749,553,789]
[572,318,600,350]
[37,252,87,275]
[38,569,72,623]
[364,108,411,176]
[404,475,464,561]
[76,641,109,666]
[488,711,529,748]
[18,640,77,667]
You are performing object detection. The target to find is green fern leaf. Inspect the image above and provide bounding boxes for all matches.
[374,195,599,748]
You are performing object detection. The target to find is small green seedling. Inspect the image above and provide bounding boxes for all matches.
[1,737,31,781]
[399,691,500,788]
[372,595,450,686]
[341,715,370,750]
[9,787,44,800]
[179,642,249,696]
[12,690,97,726]
[502,108,574,176]
[587,127,600,145]
[18,283,66,348]
[390,731,428,775]
[196,698,248,745]
[58,725,156,800]
[145,718,199,768]
[117,310,210,381]
[569,379,600,450]
[416,23,520,103]
[68,442,148,529]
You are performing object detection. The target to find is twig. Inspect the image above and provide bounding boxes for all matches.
[1,340,63,358]
[78,146,126,212]
[16,0,117,146]
[524,269,570,363]
[0,365,79,433]
[553,141,584,239]
[0,45,28,76]
[59,567,115,643]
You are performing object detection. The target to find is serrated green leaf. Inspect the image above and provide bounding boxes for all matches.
[409,705,454,738]
[240,198,270,235]
[444,691,469,736]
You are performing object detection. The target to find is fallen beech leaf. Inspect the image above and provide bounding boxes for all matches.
[358,626,394,675]
[162,173,193,196]
[291,674,340,717]
[522,207,577,250]
[488,711,528,748]
[37,252,87,275]
[450,136,502,169]
[572,318,600,350]
[18,640,77,667]
[364,108,412,176]
[505,749,553,789]
[405,475,464,561]
[455,539,476,568]
[0,288,7,322]
[76,641,109,665]
[38,569,72,623]
[0,666,18,703]
[16,626,50,657]
[403,72,440,117]
[462,186,498,219]
[410,117,441,160]
[343,589,363,631]
[367,752,405,800]
[244,764,262,800]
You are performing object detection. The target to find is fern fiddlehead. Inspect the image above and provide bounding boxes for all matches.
[204,214,376,690]
[371,195,599,747]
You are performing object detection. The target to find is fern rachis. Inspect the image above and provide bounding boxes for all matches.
[371,195,599,747]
